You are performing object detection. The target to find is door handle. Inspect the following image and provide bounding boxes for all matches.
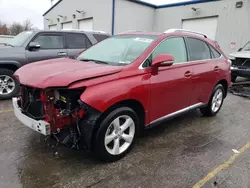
[214,66,219,71]
[57,52,67,56]
[184,71,192,77]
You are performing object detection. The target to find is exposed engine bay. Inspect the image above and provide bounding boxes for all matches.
[18,86,100,150]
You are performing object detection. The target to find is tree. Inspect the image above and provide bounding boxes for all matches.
[0,21,9,35]
[8,19,35,35]
[22,19,34,31]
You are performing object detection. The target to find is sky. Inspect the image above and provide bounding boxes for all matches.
[0,0,193,29]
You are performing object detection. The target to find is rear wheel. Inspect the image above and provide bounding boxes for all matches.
[0,69,19,100]
[200,84,225,116]
[93,107,139,162]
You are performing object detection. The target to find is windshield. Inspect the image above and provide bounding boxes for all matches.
[8,31,34,47]
[242,41,250,51]
[77,35,156,66]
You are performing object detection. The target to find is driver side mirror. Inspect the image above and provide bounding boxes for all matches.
[238,48,242,52]
[152,54,174,67]
[28,42,41,51]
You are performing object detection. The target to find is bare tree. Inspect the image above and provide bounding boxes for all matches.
[0,21,9,35]
[22,19,33,31]
[8,22,24,35]
[8,19,35,35]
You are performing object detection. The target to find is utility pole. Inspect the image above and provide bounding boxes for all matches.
[50,0,54,6]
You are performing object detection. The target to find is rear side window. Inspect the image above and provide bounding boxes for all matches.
[93,34,110,42]
[209,45,221,58]
[187,38,211,61]
[65,33,91,49]
[33,34,64,49]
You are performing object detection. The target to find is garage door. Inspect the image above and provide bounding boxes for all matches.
[78,19,93,30]
[62,22,73,29]
[182,17,218,40]
[49,25,57,30]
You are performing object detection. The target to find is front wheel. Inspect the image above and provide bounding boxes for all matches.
[200,84,225,116]
[0,69,19,100]
[93,107,139,162]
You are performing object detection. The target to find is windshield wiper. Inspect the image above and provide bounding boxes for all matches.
[80,58,108,64]
[3,43,14,47]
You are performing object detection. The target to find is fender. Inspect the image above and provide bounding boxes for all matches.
[0,60,22,68]
[80,74,151,116]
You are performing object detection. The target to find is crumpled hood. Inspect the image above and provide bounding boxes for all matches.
[229,51,250,59]
[14,58,123,88]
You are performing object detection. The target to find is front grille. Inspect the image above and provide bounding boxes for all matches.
[21,86,44,120]
[232,58,250,68]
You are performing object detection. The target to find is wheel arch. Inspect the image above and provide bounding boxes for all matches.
[216,79,228,98]
[0,61,21,72]
[96,99,146,133]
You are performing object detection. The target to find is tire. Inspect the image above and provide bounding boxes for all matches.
[231,75,237,82]
[0,69,19,100]
[200,84,225,117]
[93,107,139,162]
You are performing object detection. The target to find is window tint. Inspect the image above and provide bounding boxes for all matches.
[33,34,63,49]
[187,38,211,61]
[152,37,187,63]
[93,34,110,42]
[66,33,91,49]
[209,45,221,58]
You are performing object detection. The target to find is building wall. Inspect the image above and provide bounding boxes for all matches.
[114,0,155,33]
[43,0,113,33]
[154,0,250,55]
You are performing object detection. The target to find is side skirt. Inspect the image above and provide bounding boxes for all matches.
[145,102,206,129]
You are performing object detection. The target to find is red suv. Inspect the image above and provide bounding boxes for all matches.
[13,29,231,161]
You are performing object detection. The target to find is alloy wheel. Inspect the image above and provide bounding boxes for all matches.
[0,75,15,95]
[211,88,223,112]
[104,115,135,155]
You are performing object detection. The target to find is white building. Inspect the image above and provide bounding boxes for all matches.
[43,0,250,55]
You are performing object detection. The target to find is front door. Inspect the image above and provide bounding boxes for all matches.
[26,32,67,63]
[149,37,193,123]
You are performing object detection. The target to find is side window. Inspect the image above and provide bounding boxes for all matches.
[187,38,211,61]
[152,37,187,64]
[93,34,110,42]
[209,45,221,59]
[32,34,64,49]
[65,33,92,49]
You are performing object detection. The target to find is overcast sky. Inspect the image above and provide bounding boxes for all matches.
[0,0,192,29]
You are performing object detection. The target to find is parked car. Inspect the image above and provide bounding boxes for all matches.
[13,29,230,162]
[0,29,110,99]
[229,41,250,82]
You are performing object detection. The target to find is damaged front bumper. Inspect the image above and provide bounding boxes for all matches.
[12,97,51,136]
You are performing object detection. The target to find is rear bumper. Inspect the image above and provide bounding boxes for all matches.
[12,97,51,136]
[231,66,250,78]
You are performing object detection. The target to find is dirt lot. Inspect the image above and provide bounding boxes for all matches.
[0,94,250,188]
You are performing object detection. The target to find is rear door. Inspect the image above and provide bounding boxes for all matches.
[149,37,193,123]
[185,37,221,105]
[26,32,67,63]
[65,32,92,58]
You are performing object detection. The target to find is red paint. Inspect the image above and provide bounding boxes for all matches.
[15,31,231,129]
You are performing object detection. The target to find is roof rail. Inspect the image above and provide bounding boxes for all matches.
[164,28,207,38]
[61,28,108,34]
